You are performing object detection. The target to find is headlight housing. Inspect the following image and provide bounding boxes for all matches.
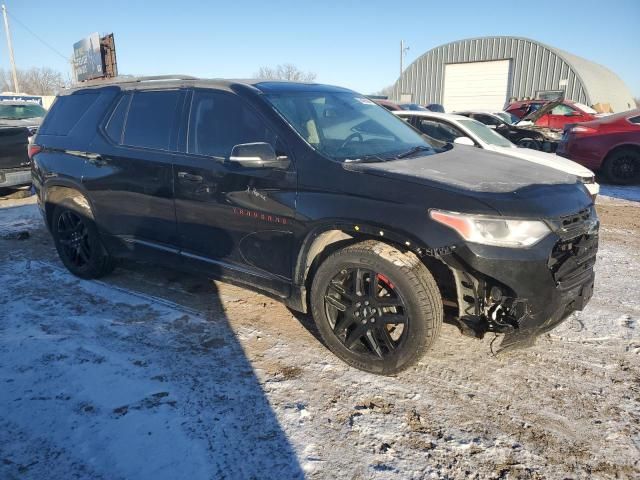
[430,210,551,248]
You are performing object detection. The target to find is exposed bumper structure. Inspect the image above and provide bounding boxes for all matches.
[442,207,599,351]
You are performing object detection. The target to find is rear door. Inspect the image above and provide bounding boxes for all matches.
[84,89,184,254]
[172,89,297,293]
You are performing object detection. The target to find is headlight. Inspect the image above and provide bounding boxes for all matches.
[430,210,551,247]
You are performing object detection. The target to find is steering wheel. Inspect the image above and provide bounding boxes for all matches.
[338,132,363,151]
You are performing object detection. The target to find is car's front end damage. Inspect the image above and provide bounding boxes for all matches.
[436,206,598,351]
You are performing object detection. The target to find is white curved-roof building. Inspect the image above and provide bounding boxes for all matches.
[390,36,635,113]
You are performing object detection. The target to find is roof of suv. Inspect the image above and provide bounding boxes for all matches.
[61,75,353,95]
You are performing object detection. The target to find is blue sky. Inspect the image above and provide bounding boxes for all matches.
[1,0,638,96]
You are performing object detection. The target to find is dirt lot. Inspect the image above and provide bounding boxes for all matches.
[0,188,639,479]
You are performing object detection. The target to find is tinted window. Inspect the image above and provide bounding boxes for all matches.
[123,90,180,150]
[188,90,276,157]
[38,92,100,136]
[418,119,463,143]
[628,115,640,124]
[105,94,130,143]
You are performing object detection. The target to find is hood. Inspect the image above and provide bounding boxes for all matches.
[344,146,592,218]
[520,98,563,123]
[487,145,595,179]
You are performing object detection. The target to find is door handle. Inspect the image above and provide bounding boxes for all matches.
[177,171,203,182]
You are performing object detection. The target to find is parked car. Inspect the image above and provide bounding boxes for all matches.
[372,98,401,111]
[0,126,32,188]
[0,100,44,189]
[395,110,599,198]
[32,76,598,374]
[455,110,549,150]
[425,103,445,113]
[399,103,428,111]
[506,99,598,130]
[557,109,640,184]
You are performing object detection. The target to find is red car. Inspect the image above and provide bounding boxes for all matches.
[556,109,640,184]
[506,100,598,130]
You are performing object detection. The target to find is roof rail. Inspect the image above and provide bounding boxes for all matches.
[78,74,198,86]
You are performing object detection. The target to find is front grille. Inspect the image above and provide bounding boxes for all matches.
[548,208,598,290]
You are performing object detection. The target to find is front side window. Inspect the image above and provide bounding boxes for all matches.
[123,90,180,150]
[418,119,464,143]
[265,91,436,161]
[474,114,501,127]
[188,90,276,157]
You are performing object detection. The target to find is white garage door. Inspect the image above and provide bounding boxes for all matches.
[443,60,511,112]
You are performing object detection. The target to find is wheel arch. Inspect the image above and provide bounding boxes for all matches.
[44,181,96,230]
[291,221,454,313]
[604,143,640,161]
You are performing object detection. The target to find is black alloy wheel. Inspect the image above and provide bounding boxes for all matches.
[311,241,443,375]
[57,210,92,268]
[324,268,408,359]
[51,203,115,279]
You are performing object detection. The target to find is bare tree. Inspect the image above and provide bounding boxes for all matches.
[0,67,67,95]
[254,63,317,82]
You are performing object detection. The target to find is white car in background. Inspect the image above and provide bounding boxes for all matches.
[393,110,599,198]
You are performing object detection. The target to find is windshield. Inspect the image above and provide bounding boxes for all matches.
[265,92,436,161]
[458,119,513,147]
[0,103,46,120]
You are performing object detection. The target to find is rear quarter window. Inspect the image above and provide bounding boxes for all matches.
[122,90,180,150]
[38,92,101,136]
[629,115,640,125]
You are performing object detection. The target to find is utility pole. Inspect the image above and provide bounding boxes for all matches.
[2,4,20,93]
[400,40,409,77]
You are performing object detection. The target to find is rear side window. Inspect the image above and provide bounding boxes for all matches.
[187,90,276,157]
[123,90,180,150]
[629,116,640,125]
[39,92,100,136]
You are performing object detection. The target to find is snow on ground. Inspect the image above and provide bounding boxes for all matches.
[599,184,640,204]
[1,198,639,479]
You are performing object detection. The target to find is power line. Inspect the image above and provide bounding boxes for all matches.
[6,9,69,62]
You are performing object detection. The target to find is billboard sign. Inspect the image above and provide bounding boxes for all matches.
[0,95,43,106]
[73,33,103,82]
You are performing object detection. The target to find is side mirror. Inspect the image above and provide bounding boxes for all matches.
[229,142,289,169]
[453,136,475,146]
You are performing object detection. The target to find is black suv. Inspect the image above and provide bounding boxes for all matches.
[31,76,598,374]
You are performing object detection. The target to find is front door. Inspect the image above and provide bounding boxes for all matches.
[172,89,297,294]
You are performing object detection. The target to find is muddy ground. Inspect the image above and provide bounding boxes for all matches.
[0,189,638,479]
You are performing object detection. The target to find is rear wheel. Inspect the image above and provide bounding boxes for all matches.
[603,148,640,185]
[52,203,115,279]
[310,241,443,375]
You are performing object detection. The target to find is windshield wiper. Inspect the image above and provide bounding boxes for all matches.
[395,145,432,159]
[344,154,387,163]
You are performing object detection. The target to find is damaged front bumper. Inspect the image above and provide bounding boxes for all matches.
[441,207,599,352]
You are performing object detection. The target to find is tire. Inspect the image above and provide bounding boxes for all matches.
[310,240,443,375]
[517,137,541,150]
[603,148,640,185]
[51,202,115,279]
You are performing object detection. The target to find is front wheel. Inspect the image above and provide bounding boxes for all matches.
[310,241,443,375]
[51,203,115,279]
